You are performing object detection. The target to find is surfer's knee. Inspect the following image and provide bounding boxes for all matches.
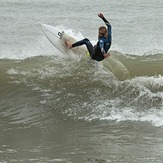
[83,38,90,42]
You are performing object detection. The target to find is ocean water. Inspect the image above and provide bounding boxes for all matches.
[0,0,163,162]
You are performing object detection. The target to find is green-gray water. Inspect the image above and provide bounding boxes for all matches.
[1,0,163,162]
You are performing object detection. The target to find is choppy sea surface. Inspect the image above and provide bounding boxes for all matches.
[0,0,163,162]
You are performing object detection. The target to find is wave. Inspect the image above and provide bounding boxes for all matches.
[112,51,163,78]
[1,50,163,77]
[1,52,163,127]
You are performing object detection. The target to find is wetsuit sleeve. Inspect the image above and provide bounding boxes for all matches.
[102,17,112,43]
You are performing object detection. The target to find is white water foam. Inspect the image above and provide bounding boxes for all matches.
[82,75,163,127]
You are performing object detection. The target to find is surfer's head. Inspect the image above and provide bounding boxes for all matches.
[98,26,107,38]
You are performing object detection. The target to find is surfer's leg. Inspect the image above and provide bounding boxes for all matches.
[72,38,94,56]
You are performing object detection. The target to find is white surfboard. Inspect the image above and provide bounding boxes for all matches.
[41,24,87,56]
[41,24,130,80]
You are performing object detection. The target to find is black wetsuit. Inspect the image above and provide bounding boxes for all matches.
[72,17,112,61]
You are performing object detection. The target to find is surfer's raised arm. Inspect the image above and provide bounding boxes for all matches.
[98,13,112,43]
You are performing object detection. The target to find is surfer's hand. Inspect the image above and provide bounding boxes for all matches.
[98,13,104,18]
[103,53,110,58]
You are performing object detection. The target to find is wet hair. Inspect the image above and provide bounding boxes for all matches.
[98,26,108,38]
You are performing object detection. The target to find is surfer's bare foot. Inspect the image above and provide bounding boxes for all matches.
[65,40,72,49]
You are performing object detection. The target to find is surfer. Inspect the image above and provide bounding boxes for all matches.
[66,13,112,61]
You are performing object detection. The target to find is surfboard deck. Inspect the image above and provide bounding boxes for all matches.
[41,24,87,56]
[41,24,130,80]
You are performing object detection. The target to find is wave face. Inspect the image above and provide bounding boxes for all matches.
[1,51,163,127]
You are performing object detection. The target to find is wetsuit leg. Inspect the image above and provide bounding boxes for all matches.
[72,38,94,56]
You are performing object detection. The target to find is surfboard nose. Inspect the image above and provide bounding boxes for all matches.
[41,24,47,31]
